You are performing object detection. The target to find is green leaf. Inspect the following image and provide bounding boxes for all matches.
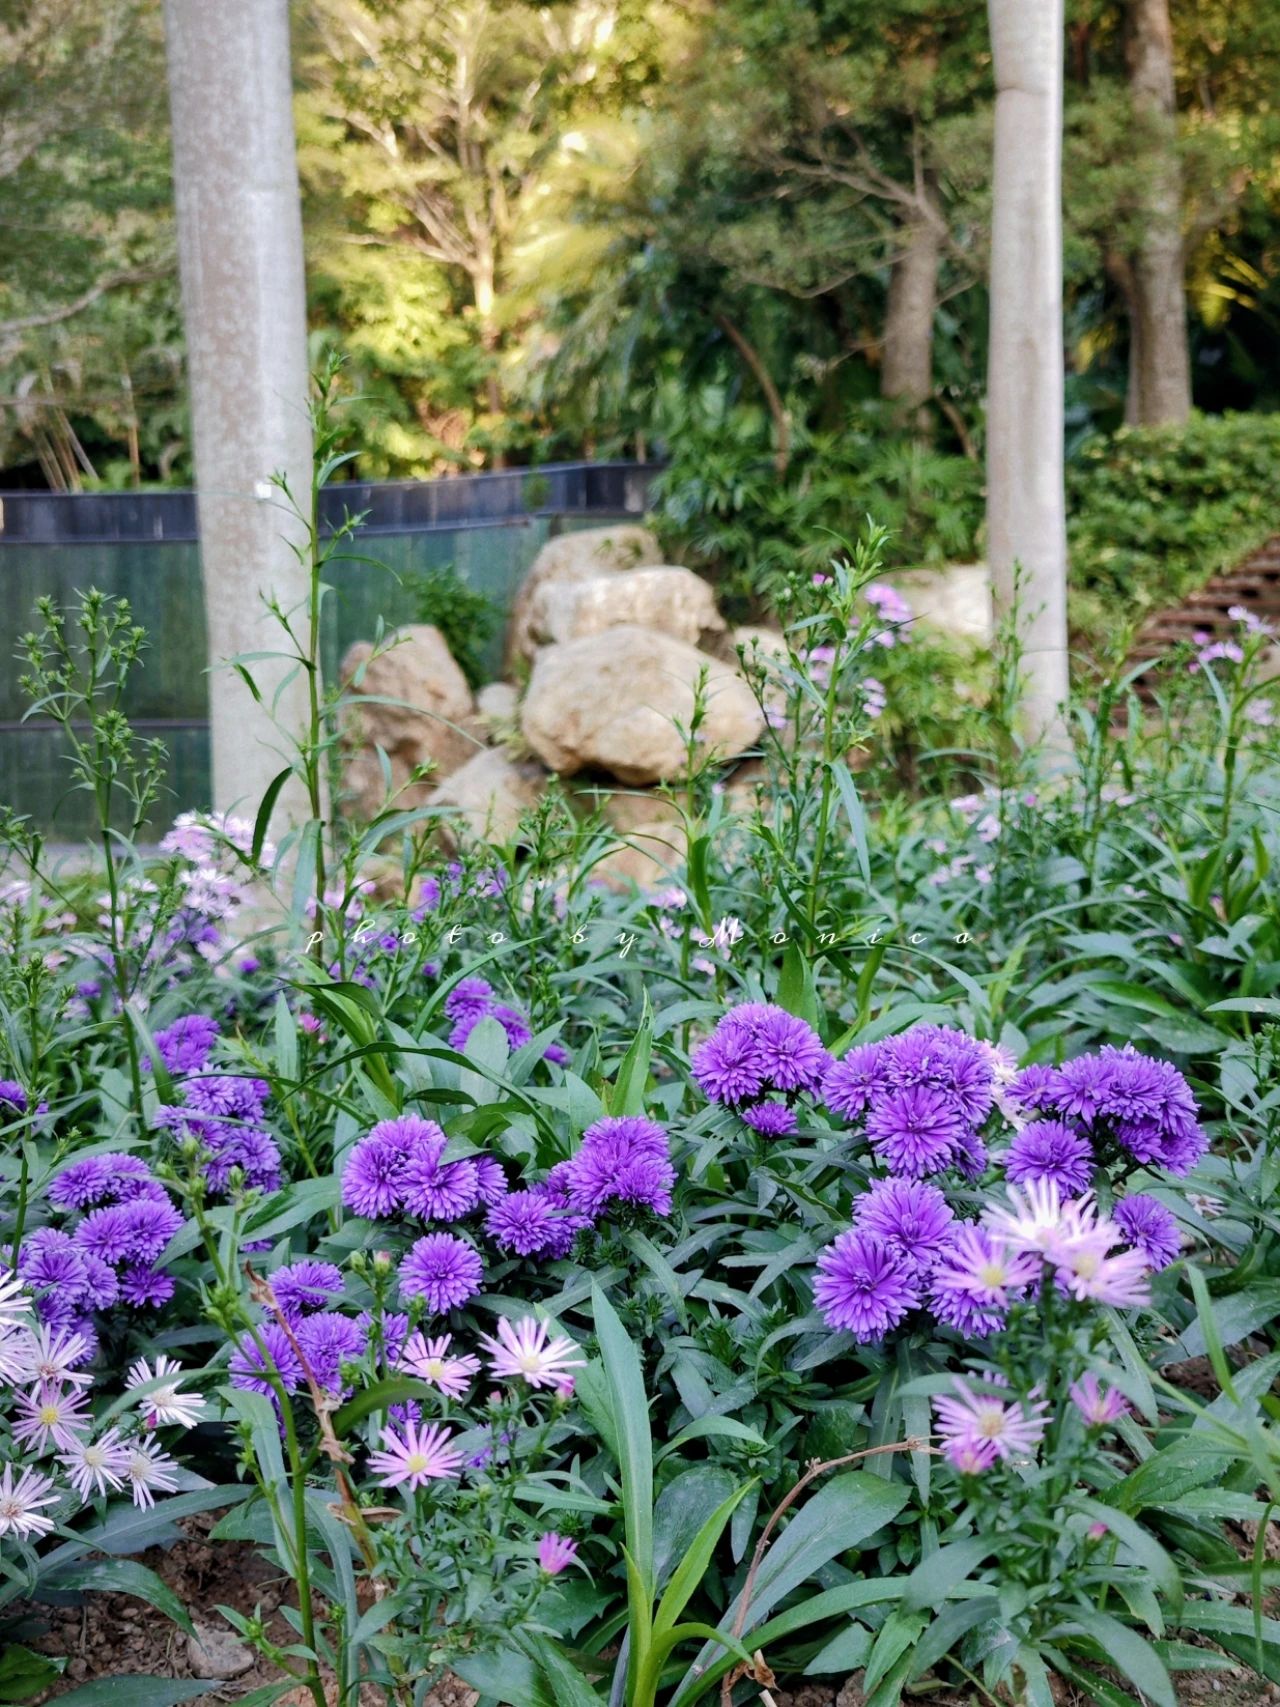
[46,1682,220,1707]
[529,1636,606,1707]
[1073,1496,1181,1612]
[653,1465,738,1587]
[777,939,820,1028]
[454,1646,556,1707]
[37,1557,197,1637]
[805,1621,873,1676]
[1061,1609,1175,1707]
[674,1473,908,1700]
[42,1486,250,1566]
[908,1597,1001,1682]
[0,1645,62,1703]
[252,768,293,864]
[654,1480,753,1638]
[902,1536,993,1612]
[590,1282,654,1592]
[331,1375,437,1437]
[864,1608,928,1695]
[611,996,653,1115]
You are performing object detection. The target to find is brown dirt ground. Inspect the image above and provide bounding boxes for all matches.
[18,1509,1276,1705]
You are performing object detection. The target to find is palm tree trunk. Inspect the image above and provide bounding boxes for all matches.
[163,0,313,823]
[1122,0,1191,425]
[986,0,1070,747]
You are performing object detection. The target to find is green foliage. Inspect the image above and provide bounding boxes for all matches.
[1067,411,1280,648]
[402,563,499,688]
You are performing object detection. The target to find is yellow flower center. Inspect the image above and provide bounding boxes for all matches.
[405,1453,430,1474]
[976,1261,1006,1289]
[1071,1249,1101,1279]
[975,1404,1005,1439]
[38,1404,60,1426]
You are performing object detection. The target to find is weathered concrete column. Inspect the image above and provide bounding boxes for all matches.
[164,0,312,823]
[986,0,1070,748]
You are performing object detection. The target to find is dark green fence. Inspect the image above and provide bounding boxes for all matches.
[0,463,652,837]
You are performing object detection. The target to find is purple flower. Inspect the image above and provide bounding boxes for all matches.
[119,1263,175,1308]
[882,1026,996,1126]
[230,1323,303,1396]
[753,1009,831,1093]
[272,1260,344,1322]
[0,1081,29,1115]
[486,1189,562,1257]
[537,1532,580,1575]
[400,1234,483,1313]
[692,1022,767,1106]
[47,1157,116,1211]
[295,1313,366,1392]
[926,1276,1007,1340]
[79,1254,120,1309]
[741,1100,797,1136]
[342,1133,406,1219]
[1114,1195,1180,1270]
[561,1117,674,1218]
[865,1086,966,1177]
[1004,1121,1094,1195]
[812,1230,920,1340]
[401,1149,481,1223]
[19,1228,87,1294]
[692,1004,829,1107]
[473,1157,509,1205]
[823,1044,888,1119]
[116,1196,184,1262]
[853,1177,954,1272]
[1006,1064,1062,1116]
[73,1206,135,1265]
[150,1015,220,1076]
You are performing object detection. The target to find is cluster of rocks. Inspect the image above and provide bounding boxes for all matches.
[337,525,770,887]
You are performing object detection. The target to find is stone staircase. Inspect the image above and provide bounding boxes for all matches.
[1126,534,1280,690]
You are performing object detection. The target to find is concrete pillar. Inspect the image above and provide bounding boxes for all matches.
[164,0,312,823]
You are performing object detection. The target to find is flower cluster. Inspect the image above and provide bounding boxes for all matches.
[824,1023,996,1178]
[154,1071,282,1197]
[815,1176,1159,1345]
[486,1116,675,1259]
[443,977,568,1065]
[0,1277,194,1539]
[342,1114,504,1225]
[1006,1043,1206,1177]
[693,1003,831,1132]
[26,1153,184,1332]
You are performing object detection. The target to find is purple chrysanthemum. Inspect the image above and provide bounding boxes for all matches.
[473,1157,509,1205]
[116,1196,184,1262]
[693,1004,828,1108]
[47,1157,116,1211]
[883,1026,996,1126]
[73,1206,135,1265]
[1004,1121,1094,1195]
[823,1044,887,1119]
[1006,1064,1062,1116]
[400,1234,483,1313]
[741,1100,797,1136]
[295,1312,366,1392]
[341,1133,406,1219]
[1114,1194,1180,1269]
[926,1276,1007,1340]
[119,1263,175,1308]
[561,1117,674,1218]
[229,1322,303,1396]
[401,1149,481,1223]
[753,1008,831,1092]
[272,1260,344,1323]
[865,1086,966,1177]
[0,1081,29,1115]
[150,1015,220,1076]
[486,1189,561,1257]
[812,1229,920,1340]
[853,1177,954,1272]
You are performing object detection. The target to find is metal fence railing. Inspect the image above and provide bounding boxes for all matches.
[0,461,654,836]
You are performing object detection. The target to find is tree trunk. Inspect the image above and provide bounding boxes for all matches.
[881,209,941,420]
[986,0,1070,748]
[1122,0,1191,425]
[163,0,313,825]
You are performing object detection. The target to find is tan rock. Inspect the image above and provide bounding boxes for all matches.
[594,818,688,889]
[475,681,520,732]
[428,748,546,846]
[890,564,993,641]
[521,627,765,785]
[186,1619,254,1680]
[339,626,477,821]
[530,566,726,652]
[506,523,663,666]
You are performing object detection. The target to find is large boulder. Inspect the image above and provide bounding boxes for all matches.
[506,523,663,666]
[521,627,764,785]
[428,747,546,847]
[528,566,726,653]
[339,626,477,821]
